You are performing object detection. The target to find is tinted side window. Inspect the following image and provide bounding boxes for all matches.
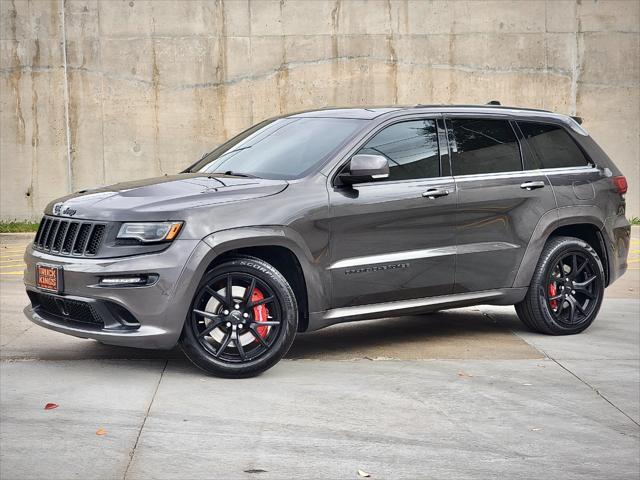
[358,120,439,181]
[518,121,589,169]
[449,119,521,176]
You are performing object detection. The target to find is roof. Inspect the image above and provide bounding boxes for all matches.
[288,107,402,120]
[285,104,583,129]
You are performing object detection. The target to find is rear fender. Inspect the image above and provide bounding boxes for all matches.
[513,205,606,288]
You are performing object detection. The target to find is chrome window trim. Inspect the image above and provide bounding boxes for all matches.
[351,175,455,189]
[452,165,596,182]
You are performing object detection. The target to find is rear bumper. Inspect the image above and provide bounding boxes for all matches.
[603,214,631,285]
[22,239,212,349]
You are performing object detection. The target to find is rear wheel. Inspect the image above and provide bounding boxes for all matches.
[515,236,605,335]
[180,256,298,378]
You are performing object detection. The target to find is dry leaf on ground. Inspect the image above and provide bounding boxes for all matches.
[96,428,107,436]
[357,469,371,477]
[44,403,58,410]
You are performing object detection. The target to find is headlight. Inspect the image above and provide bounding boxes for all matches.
[117,222,183,243]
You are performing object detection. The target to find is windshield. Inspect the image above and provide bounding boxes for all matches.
[188,117,366,179]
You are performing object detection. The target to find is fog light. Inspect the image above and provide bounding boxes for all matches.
[98,275,157,287]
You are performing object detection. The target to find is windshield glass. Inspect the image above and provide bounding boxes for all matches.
[188,117,366,179]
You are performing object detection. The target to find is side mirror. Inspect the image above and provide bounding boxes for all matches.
[339,154,389,185]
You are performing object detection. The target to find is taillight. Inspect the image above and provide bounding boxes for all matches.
[613,176,628,195]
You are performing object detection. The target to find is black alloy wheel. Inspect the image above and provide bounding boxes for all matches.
[181,256,298,377]
[543,251,602,327]
[516,236,605,335]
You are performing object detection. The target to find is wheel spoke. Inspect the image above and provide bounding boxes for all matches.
[574,275,597,288]
[555,261,565,279]
[243,278,256,304]
[567,298,576,324]
[234,330,246,360]
[573,297,587,314]
[576,258,589,276]
[197,317,224,338]
[574,286,596,299]
[549,294,564,301]
[193,309,220,321]
[571,254,578,278]
[214,331,233,357]
[556,298,566,316]
[249,296,274,308]
[226,274,234,305]
[248,327,269,347]
[251,321,280,327]
[205,286,229,307]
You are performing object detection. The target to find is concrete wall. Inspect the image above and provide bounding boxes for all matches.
[1,0,639,220]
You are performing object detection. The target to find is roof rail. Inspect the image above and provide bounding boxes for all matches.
[571,116,583,125]
[486,100,501,105]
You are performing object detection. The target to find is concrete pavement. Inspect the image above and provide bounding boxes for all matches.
[1,232,638,479]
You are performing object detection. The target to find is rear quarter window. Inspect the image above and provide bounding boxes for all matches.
[518,121,590,169]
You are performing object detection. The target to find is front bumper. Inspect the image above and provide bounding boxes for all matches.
[23,239,209,349]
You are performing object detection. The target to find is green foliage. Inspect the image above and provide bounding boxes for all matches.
[0,221,40,233]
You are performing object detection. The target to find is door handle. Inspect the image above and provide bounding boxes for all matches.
[422,188,449,199]
[520,181,545,190]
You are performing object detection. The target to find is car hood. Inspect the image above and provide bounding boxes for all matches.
[44,173,289,221]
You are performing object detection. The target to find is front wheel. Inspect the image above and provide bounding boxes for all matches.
[515,236,605,335]
[180,256,298,378]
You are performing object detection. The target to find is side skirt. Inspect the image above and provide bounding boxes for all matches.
[306,288,528,332]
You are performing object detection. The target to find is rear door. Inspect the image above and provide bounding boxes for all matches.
[328,116,457,308]
[516,120,601,207]
[446,116,557,292]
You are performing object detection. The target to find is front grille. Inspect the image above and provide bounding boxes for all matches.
[28,291,104,327]
[33,216,106,256]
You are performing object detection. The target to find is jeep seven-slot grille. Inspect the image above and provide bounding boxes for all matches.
[33,216,106,256]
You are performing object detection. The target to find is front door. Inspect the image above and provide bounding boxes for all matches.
[328,117,457,308]
[445,116,557,293]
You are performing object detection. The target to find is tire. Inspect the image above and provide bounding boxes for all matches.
[180,255,298,378]
[515,236,605,335]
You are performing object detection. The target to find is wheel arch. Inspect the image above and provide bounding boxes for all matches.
[513,206,610,288]
[188,227,329,332]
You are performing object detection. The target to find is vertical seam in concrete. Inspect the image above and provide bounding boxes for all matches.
[570,0,580,116]
[248,0,254,124]
[122,359,169,480]
[97,1,106,185]
[60,0,73,193]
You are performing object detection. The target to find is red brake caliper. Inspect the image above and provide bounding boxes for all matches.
[549,282,558,310]
[251,288,269,339]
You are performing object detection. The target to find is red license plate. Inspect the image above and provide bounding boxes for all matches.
[36,264,63,293]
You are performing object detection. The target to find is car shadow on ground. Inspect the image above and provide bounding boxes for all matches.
[13,307,539,362]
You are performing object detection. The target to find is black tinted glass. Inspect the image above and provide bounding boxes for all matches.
[359,120,440,181]
[193,117,365,180]
[449,119,521,176]
[518,121,589,169]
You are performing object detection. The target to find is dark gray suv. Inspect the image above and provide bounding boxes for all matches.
[23,105,631,377]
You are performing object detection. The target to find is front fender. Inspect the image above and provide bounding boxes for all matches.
[179,226,330,321]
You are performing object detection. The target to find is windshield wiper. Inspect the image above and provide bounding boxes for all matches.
[218,170,260,178]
